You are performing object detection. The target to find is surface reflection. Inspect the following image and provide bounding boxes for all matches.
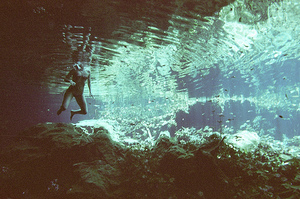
[0,0,299,140]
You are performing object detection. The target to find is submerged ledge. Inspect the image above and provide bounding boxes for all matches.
[1,122,299,198]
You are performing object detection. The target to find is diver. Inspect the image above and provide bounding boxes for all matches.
[57,61,93,120]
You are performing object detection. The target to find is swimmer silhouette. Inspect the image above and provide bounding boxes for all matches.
[57,62,93,120]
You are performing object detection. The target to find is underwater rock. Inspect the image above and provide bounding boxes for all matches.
[0,123,124,198]
[155,136,230,198]
[1,123,299,198]
[225,130,260,152]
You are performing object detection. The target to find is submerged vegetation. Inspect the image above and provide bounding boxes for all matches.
[1,123,299,198]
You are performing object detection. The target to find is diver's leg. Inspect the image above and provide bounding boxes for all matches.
[70,95,88,120]
[57,89,73,115]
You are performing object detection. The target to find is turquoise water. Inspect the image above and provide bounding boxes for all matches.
[0,0,299,146]
[1,1,300,198]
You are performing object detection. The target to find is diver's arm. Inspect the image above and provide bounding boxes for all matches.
[88,72,93,97]
[64,69,76,85]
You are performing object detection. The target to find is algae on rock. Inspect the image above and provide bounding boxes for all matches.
[1,123,300,198]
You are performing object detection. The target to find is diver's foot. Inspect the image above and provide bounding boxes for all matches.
[57,107,66,115]
[57,108,63,115]
[70,111,75,120]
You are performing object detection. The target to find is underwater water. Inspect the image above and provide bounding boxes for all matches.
[0,0,300,198]
[0,0,299,144]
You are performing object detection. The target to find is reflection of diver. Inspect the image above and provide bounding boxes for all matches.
[57,62,93,120]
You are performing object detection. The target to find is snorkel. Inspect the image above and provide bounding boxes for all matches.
[73,62,82,70]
